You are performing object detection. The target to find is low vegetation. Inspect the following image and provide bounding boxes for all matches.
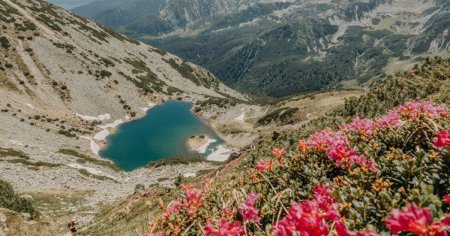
[256,107,299,126]
[122,58,166,93]
[163,58,215,88]
[195,97,237,109]
[58,149,121,171]
[146,157,210,169]
[0,36,10,49]
[0,147,29,159]
[78,169,116,182]
[0,179,37,219]
[5,159,62,169]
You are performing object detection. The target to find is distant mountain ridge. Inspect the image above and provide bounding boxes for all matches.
[73,0,450,97]
[46,0,96,10]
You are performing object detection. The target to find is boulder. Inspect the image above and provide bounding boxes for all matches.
[134,184,145,195]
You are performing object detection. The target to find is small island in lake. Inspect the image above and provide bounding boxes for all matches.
[187,135,215,153]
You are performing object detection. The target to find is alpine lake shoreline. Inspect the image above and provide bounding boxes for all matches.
[89,100,236,172]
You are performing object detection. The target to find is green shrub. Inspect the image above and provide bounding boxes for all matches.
[98,70,112,78]
[0,179,37,219]
[0,36,10,49]
[146,157,208,168]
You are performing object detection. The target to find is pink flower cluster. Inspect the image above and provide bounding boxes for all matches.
[275,184,340,235]
[205,193,261,236]
[434,129,450,148]
[444,195,450,204]
[307,129,348,151]
[306,129,378,172]
[341,118,376,137]
[204,219,245,236]
[240,193,261,223]
[181,184,205,218]
[164,202,180,219]
[347,155,379,173]
[256,159,273,172]
[385,204,450,236]
[376,111,402,128]
[272,148,287,163]
[396,101,448,120]
[275,184,378,236]
[344,102,448,137]
[254,148,284,173]
[301,102,448,172]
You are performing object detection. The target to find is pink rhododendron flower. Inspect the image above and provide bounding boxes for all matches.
[396,101,448,120]
[442,216,450,226]
[326,145,379,173]
[181,184,205,217]
[376,111,402,128]
[240,193,261,223]
[275,184,340,236]
[348,155,379,173]
[272,148,286,160]
[275,201,332,236]
[256,159,273,172]
[312,184,340,221]
[307,129,348,151]
[335,221,378,236]
[428,217,450,236]
[222,207,237,220]
[204,219,245,236]
[444,195,450,204]
[298,140,308,154]
[385,204,450,236]
[385,204,432,235]
[204,220,219,235]
[164,202,180,219]
[326,144,358,165]
[434,129,450,148]
[341,118,376,137]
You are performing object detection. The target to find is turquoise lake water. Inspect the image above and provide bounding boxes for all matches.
[99,101,223,171]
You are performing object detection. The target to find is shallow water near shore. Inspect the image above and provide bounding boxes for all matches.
[99,101,223,171]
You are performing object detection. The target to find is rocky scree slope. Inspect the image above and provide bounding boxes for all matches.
[0,0,245,233]
[74,0,450,97]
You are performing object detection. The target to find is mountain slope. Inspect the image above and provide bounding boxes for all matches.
[73,0,450,97]
[1,0,243,117]
[0,0,248,234]
[81,57,450,235]
[46,0,95,10]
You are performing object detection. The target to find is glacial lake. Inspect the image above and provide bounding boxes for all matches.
[99,101,223,171]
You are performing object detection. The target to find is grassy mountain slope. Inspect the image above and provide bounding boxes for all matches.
[80,58,449,235]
